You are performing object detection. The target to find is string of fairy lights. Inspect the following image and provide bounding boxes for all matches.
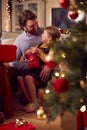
[5,0,11,32]
[5,0,31,32]
[5,0,24,32]
[5,0,87,31]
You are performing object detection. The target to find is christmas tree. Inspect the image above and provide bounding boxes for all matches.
[39,0,87,122]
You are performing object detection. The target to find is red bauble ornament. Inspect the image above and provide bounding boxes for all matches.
[54,78,69,93]
[59,28,64,34]
[59,0,70,9]
[68,11,79,19]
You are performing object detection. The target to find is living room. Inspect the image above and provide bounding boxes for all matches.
[0,0,87,130]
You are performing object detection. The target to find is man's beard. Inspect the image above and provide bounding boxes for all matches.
[26,29,38,36]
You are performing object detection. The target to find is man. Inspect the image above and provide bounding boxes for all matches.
[8,10,51,92]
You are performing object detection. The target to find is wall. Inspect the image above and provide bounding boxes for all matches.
[46,0,60,26]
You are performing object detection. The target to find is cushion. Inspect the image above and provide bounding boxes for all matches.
[1,38,14,44]
[0,44,17,62]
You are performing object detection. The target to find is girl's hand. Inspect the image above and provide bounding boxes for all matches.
[30,47,40,53]
[25,49,32,58]
[25,49,32,55]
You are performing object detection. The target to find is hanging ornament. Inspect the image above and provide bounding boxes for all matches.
[68,10,79,20]
[36,106,47,120]
[59,28,64,34]
[67,0,79,20]
[53,77,70,93]
[59,0,70,9]
[75,10,85,22]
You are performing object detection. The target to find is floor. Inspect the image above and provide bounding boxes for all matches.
[4,92,76,130]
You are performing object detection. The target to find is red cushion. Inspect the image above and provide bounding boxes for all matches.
[0,45,17,62]
[0,121,36,130]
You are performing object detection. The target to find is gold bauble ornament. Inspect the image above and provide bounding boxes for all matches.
[36,106,47,120]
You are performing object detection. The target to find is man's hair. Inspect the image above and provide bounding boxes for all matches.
[19,10,37,30]
[45,26,61,41]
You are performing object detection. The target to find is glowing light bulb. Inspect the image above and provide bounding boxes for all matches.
[61,53,66,58]
[55,72,59,77]
[80,105,86,112]
[45,89,50,94]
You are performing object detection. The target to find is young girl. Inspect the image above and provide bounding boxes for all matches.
[17,26,61,112]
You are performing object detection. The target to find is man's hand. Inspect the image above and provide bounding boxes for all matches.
[40,65,51,81]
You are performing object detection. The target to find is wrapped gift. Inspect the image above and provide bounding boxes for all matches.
[0,44,17,62]
[0,121,36,130]
[77,111,87,130]
[83,111,87,129]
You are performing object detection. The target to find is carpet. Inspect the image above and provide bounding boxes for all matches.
[4,92,76,130]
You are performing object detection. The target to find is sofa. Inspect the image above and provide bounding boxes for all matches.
[1,32,19,44]
[1,32,20,93]
[1,32,29,106]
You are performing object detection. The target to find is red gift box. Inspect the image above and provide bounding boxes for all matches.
[0,121,36,130]
[77,111,87,130]
[27,53,40,68]
[0,44,17,62]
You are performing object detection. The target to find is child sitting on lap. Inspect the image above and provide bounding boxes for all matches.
[17,26,61,112]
